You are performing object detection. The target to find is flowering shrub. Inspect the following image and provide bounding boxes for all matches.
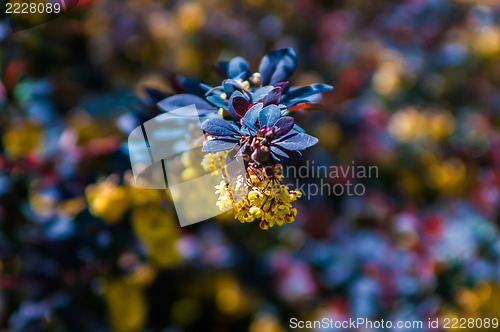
[157,48,332,229]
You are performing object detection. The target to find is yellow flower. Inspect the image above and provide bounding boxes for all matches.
[249,206,263,218]
[86,178,131,223]
[213,165,302,230]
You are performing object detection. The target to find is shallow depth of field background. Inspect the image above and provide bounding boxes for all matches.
[2,0,500,331]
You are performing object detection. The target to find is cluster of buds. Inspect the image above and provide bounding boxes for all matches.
[214,165,302,229]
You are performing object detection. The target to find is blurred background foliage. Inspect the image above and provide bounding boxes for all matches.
[1,0,500,331]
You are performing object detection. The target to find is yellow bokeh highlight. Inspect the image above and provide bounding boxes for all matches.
[171,298,202,326]
[249,313,285,332]
[104,265,156,332]
[373,62,402,96]
[388,107,455,142]
[473,27,500,58]
[173,47,202,75]
[441,281,500,331]
[131,206,181,268]
[86,177,131,223]
[398,170,424,198]
[372,48,407,97]
[426,158,467,194]
[215,275,250,315]
[176,2,206,32]
[316,122,342,148]
[3,119,43,159]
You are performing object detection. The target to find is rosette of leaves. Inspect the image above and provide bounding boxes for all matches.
[156,48,333,115]
[201,88,319,178]
[149,48,332,229]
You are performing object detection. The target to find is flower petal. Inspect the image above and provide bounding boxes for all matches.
[258,48,297,86]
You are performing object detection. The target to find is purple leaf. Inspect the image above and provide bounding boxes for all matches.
[229,91,250,119]
[157,94,216,114]
[282,84,333,105]
[206,95,228,110]
[222,79,250,97]
[252,86,274,102]
[227,56,251,78]
[270,146,303,159]
[273,132,318,151]
[202,138,239,152]
[274,81,290,95]
[201,119,241,136]
[272,116,294,137]
[242,103,262,129]
[258,104,281,127]
[258,48,297,86]
[262,87,282,107]
[270,146,289,158]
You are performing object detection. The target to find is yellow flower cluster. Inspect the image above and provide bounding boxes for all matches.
[201,151,230,173]
[215,166,302,230]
